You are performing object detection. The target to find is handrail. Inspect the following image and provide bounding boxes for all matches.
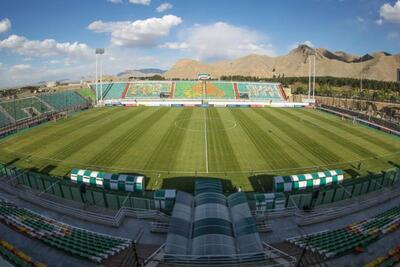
[0,180,169,227]
[295,185,400,225]
[153,243,296,266]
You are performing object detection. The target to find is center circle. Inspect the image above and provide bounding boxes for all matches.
[174,118,237,132]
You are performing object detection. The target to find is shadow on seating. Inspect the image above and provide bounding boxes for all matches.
[344,168,360,179]
[161,176,235,193]
[39,165,57,175]
[4,158,20,167]
[388,160,400,168]
[248,174,275,192]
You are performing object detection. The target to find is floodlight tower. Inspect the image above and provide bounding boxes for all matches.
[307,49,316,100]
[360,56,364,93]
[312,49,316,99]
[95,48,105,104]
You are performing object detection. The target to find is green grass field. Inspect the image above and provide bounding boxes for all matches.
[0,107,399,192]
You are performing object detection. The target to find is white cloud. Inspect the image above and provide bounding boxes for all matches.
[88,15,182,47]
[156,2,173,13]
[387,31,399,39]
[0,35,92,58]
[0,18,11,34]
[49,59,61,64]
[302,40,314,47]
[107,0,123,3]
[289,40,314,50]
[375,19,383,25]
[159,42,189,49]
[129,0,150,5]
[356,16,365,22]
[160,22,275,61]
[0,62,94,87]
[10,64,31,72]
[378,0,400,24]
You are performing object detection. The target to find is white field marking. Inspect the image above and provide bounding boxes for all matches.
[204,109,209,173]
[3,147,400,175]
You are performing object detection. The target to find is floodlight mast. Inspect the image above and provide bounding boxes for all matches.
[95,53,98,104]
[95,48,105,104]
[307,49,316,100]
[313,50,316,99]
[360,56,363,93]
[308,55,311,100]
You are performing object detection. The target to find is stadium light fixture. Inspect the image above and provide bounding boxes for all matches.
[307,49,316,100]
[308,54,311,100]
[360,56,363,93]
[313,49,316,99]
[95,48,105,104]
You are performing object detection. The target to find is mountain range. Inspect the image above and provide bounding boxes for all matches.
[117,68,165,78]
[164,45,400,81]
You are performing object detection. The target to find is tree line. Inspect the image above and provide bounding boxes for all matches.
[220,75,400,92]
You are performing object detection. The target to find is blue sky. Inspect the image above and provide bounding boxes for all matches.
[0,0,399,87]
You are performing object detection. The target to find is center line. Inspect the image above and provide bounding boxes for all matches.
[204,109,209,173]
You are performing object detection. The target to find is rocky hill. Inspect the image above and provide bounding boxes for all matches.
[164,45,400,81]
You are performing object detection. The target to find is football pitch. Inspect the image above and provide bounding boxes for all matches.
[0,107,399,192]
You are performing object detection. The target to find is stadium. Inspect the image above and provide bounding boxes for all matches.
[1,1,400,267]
[0,75,400,267]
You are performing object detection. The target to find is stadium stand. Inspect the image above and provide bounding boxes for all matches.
[121,83,130,98]
[125,82,171,98]
[77,87,96,102]
[0,97,51,121]
[173,81,203,99]
[169,81,175,97]
[91,81,289,101]
[0,239,46,267]
[103,83,126,100]
[365,245,400,267]
[287,206,400,258]
[0,200,132,263]
[0,111,12,127]
[0,91,90,130]
[237,82,284,101]
[278,84,288,100]
[204,82,235,99]
[319,104,400,132]
[233,83,240,99]
[41,91,88,110]
[100,83,113,99]
[254,168,400,211]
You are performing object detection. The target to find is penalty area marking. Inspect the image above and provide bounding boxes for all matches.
[3,142,400,175]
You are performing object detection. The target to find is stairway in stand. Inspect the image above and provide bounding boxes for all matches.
[278,84,288,100]
[169,82,175,98]
[233,82,240,99]
[121,83,130,99]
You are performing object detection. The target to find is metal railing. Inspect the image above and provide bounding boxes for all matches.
[0,178,169,227]
[144,242,297,266]
[295,184,400,226]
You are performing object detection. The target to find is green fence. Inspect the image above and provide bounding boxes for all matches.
[286,168,400,210]
[248,168,400,212]
[0,164,174,213]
